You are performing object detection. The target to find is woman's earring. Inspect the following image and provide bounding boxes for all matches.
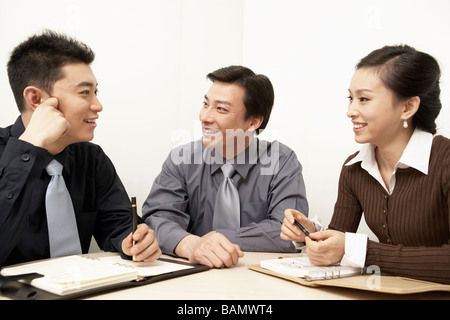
[403,119,409,129]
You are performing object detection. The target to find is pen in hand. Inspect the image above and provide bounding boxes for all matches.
[131,196,138,261]
[294,217,316,241]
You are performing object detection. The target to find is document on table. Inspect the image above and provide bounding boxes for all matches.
[1,254,193,296]
[96,255,193,278]
[260,256,363,281]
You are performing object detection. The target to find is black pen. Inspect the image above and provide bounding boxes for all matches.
[131,196,138,261]
[294,217,311,238]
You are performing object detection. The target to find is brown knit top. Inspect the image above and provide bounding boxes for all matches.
[329,135,450,284]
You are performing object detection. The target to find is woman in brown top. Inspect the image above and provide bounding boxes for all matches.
[281,45,450,284]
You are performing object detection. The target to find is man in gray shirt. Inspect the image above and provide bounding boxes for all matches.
[143,66,308,268]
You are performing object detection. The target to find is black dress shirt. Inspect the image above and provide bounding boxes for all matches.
[0,117,136,267]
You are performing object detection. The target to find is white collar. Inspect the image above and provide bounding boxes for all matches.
[345,128,433,192]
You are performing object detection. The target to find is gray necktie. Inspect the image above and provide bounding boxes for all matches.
[45,159,82,257]
[213,163,240,230]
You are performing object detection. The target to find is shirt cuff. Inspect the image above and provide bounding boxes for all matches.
[292,215,323,250]
[340,232,368,268]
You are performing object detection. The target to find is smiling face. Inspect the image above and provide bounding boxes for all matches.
[200,81,262,159]
[49,63,103,145]
[347,67,406,147]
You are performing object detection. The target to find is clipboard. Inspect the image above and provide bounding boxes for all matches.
[248,264,450,295]
[0,257,209,300]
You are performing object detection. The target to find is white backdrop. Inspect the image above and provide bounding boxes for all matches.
[1,0,450,241]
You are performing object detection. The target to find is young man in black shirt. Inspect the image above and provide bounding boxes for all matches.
[0,30,161,267]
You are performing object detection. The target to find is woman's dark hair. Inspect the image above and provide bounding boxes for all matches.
[207,65,274,135]
[7,30,95,112]
[357,44,442,134]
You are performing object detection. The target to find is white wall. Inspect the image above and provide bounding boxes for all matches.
[0,0,244,210]
[1,0,449,240]
[241,0,450,237]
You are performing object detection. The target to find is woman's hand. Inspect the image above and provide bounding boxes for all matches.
[306,230,345,266]
[280,209,316,243]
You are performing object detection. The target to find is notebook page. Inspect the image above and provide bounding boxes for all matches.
[96,255,193,278]
[260,256,317,277]
[1,255,137,295]
[260,256,362,280]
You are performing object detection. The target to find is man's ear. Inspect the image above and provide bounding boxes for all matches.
[23,86,49,111]
[248,115,264,132]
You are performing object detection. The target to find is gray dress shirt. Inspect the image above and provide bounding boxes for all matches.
[143,138,308,254]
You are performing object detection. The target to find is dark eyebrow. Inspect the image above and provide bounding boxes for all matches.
[348,88,374,94]
[204,94,233,106]
[73,81,98,88]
